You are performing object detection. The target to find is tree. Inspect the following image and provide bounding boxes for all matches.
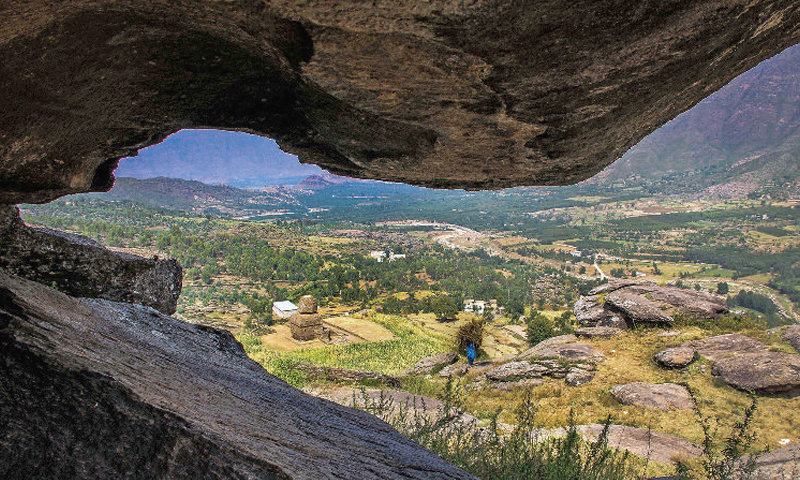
[716,282,729,295]
[526,311,556,345]
[432,295,459,321]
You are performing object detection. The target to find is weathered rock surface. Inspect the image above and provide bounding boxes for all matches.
[610,383,695,411]
[747,443,800,480]
[403,352,459,376]
[574,282,728,328]
[688,333,769,362]
[655,346,697,369]
[438,363,470,378]
[530,343,606,364]
[489,378,545,391]
[0,270,474,479]
[294,363,401,387]
[485,360,562,382]
[518,334,578,359]
[575,326,621,338]
[782,325,800,353]
[565,367,595,387]
[712,352,800,394]
[534,424,702,466]
[3,1,800,202]
[0,204,181,314]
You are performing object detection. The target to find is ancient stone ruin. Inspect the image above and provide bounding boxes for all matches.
[289,295,323,341]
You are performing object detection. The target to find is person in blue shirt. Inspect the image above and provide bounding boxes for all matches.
[466,341,476,366]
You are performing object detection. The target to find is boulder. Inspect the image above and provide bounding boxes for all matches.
[484,361,561,382]
[624,284,728,319]
[654,346,697,369]
[573,295,626,327]
[782,325,800,353]
[605,291,674,324]
[0,270,473,479]
[0,205,181,314]
[711,352,800,394]
[518,334,577,359]
[588,280,638,296]
[403,352,459,376]
[688,334,769,362]
[531,343,606,364]
[489,378,544,391]
[565,368,595,387]
[439,363,470,378]
[575,326,621,338]
[578,425,702,466]
[610,383,695,411]
[747,443,800,480]
[294,363,401,388]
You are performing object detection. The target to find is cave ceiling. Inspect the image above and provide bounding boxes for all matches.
[2,1,800,203]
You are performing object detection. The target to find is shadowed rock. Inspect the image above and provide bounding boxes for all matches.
[518,334,578,359]
[0,204,181,314]
[565,367,595,387]
[0,270,474,479]
[605,291,674,324]
[610,383,695,411]
[712,352,800,394]
[575,326,621,338]
[531,343,606,364]
[3,2,800,201]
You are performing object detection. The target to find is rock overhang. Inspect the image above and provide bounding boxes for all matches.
[2,0,800,203]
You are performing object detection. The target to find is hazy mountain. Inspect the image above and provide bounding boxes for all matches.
[115,130,325,188]
[596,44,800,197]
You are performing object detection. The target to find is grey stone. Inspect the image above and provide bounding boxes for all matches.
[531,343,606,363]
[0,270,474,479]
[782,325,800,353]
[654,346,697,369]
[575,326,621,338]
[489,378,544,391]
[438,363,470,378]
[518,334,577,359]
[485,361,558,382]
[403,352,459,375]
[610,383,695,411]
[565,368,595,386]
[688,334,769,362]
[0,205,181,314]
[605,291,674,324]
[712,352,800,394]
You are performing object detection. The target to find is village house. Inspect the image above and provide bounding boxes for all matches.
[463,299,499,315]
[272,300,298,319]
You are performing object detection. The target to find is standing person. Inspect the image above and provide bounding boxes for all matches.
[466,341,476,366]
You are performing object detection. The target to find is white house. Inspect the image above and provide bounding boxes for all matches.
[272,300,299,319]
[370,251,387,262]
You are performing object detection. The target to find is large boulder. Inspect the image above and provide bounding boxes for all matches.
[575,326,621,339]
[2,2,800,202]
[0,270,474,479]
[518,334,578,359]
[712,352,800,394]
[530,343,606,364]
[0,204,181,314]
[573,282,728,328]
[688,334,769,362]
[610,383,695,411]
[484,360,562,382]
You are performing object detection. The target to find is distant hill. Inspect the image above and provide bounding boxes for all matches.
[598,44,800,198]
[114,129,325,188]
[294,173,361,190]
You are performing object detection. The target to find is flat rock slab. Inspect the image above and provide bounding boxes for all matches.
[605,291,673,324]
[294,363,401,387]
[712,352,800,394]
[654,346,697,369]
[748,443,800,480]
[610,383,695,411]
[489,378,544,391]
[535,424,701,466]
[518,334,578,359]
[782,325,800,353]
[575,326,621,338]
[438,363,470,378]
[403,352,458,375]
[573,295,625,327]
[688,334,769,362]
[485,360,562,382]
[530,343,605,364]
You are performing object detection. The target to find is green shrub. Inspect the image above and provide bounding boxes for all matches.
[526,311,556,345]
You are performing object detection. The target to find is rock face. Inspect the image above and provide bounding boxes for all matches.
[531,343,606,364]
[712,352,800,394]
[0,270,474,479]
[610,383,695,411]
[2,2,800,202]
[565,367,595,387]
[654,346,697,369]
[294,363,401,388]
[0,204,181,314]
[577,425,702,467]
[782,325,800,353]
[403,352,459,376]
[575,326,621,338]
[688,333,769,361]
[573,282,728,328]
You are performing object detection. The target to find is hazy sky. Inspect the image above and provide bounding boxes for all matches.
[115,129,325,187]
